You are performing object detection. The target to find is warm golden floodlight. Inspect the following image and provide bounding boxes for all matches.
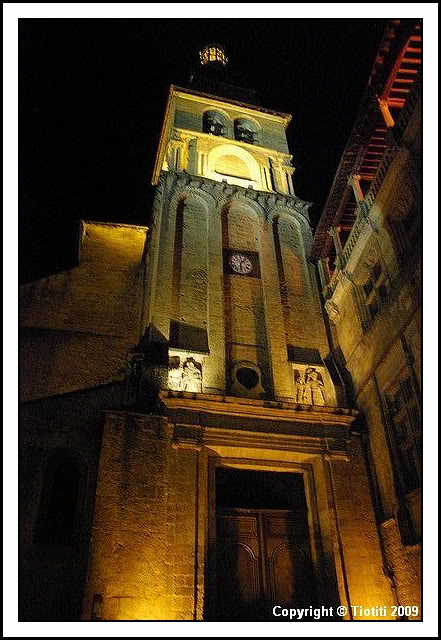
[199,44,228,66]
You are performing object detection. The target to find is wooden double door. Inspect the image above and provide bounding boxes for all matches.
[215,508,316,621]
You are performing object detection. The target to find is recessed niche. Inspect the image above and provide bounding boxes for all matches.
[236,367,259,389]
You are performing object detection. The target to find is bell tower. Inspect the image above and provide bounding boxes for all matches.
[82,46,396,621]
[146,44,333,404]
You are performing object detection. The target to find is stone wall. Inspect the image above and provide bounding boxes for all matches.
[20,221,147,401]
[381,520,421,619]
[327,438,396,618]
[19,221,147,620]
[19,382,124,620]
[82,411,200,620]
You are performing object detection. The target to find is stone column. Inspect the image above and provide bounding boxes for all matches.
[270,158,288,195]
[348,174,370,219]
[187,138,198,176]
[260,164,268,191]
[317,257,330,290]
[167,442,199,620]
[264,165,273,191]
[378,98,395,128]
[347,174,364,205]
[328,226,344,269]
[286,168,295,196]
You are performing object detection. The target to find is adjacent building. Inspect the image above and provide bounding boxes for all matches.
[311,18,421,613]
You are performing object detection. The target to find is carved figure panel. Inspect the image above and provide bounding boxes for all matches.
[168,354,203,392]
[293,365,327,406]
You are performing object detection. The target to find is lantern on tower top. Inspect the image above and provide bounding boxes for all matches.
[199,44,228,67]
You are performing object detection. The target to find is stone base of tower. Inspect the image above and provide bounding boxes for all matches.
[82,395,396,621]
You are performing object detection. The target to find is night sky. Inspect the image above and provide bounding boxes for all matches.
[19,18,386,283]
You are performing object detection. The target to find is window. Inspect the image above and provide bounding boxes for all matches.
[386,376,421,495]
[361,261,388,326]
[234,119,257,145]
[385,373,421,544]
[388,203,421,266]
[203,112,226,137]
[215,154,251,180]
[33,452,81,546]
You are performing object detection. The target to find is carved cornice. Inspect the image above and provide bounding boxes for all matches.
[324,437,351,461]
[159,390,358,427]
[169,175,218,210]
[267,197,312,224]
[171,85,292,126]
[161,170,311,221]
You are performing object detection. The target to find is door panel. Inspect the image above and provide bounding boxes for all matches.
[216,513,262,620]
[263,513,316,611]
[216,542,261,620]
[267,542,297,608]
[215,509,315,621]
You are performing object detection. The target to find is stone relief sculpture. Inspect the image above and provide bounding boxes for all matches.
[168,360,184,391]
[182,359,203,392]
[305,367,326,405]
[293,367,326,406]
[293,369,306,403]
[168,357,203,393]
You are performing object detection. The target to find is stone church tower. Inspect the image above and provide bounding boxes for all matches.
[81,45,395,620]
[20,45,396,621]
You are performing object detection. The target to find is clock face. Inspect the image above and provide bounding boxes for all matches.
[229,253,253,275]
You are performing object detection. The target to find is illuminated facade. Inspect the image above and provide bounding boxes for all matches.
[19,36,415,621]
[311,19,421,614]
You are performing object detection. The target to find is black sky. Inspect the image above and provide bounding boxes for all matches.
[19,18,386,283]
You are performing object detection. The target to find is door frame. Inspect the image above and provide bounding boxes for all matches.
[201,452,335,620]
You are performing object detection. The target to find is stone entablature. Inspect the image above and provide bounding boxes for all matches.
[108,402,354,459]
[159,390,357,429]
